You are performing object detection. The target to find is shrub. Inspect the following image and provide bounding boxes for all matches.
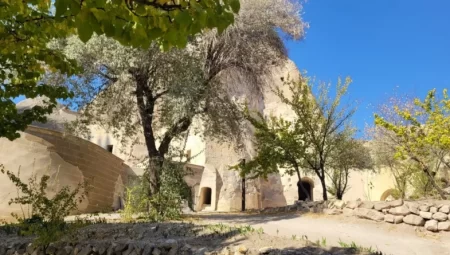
[1,165,88,253]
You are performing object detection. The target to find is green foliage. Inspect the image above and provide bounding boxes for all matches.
[236,76,357,201]
[337,239,380,254]
[374,89,450,199]
[120,161,193,222]
[327,138,374,199]
[147,161,193,222]
[0,165,88,251]
[0,0,238,141]
[121,182,148,223]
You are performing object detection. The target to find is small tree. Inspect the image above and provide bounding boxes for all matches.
[327,136,374,200]
[367,95,421,199]
[234,112,311,200]
[374,89,450,199]
[274,76,356,200]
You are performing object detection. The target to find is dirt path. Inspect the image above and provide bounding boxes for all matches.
[194,212,450,255]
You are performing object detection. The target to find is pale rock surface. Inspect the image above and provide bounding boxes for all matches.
[430,207,438,213]
[324,208,342,215]
[439,205,450,213]
[394,215,404,224]
[389,199,403,207]
[425,220,439,232]
[419,211,433,220]
[333,200,346,209]
[384,214,403,224]
[405,202,419,215]
[419,205,430,212]
[432,212,448,221]
[342,208,354,217]
[354,208,385,221]
[359,201,374,209]
[388,206,410,216]
[438,222,450,231]
[374,202,391,211]
[403,215,425,226]
[345,201,361,209]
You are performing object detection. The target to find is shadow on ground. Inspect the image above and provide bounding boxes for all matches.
[189,211,303,225]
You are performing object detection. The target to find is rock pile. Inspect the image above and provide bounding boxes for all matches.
[326,199,450,232]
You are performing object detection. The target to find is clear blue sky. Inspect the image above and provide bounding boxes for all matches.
[285,0,450,137]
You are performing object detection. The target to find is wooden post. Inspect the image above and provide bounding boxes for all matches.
[241,159,246,212]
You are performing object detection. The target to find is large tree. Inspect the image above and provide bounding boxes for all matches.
[0,0,239,140]
[51,0,306,198]
[375,89,450,199]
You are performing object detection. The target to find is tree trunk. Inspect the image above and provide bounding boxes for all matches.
[424,168,447,199]
[294,165,310,201]
[412,156,447,199]
[319,175,328,201]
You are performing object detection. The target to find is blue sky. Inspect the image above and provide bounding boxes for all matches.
[285,0,450,137]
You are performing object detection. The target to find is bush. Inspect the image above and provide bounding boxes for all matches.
[1,165,88,253]
[121,161,193,222]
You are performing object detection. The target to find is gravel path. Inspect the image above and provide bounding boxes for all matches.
[195,212,450,255]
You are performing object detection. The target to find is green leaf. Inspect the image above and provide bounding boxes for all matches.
[229,0,240,13]
[54,0,68,18]
[76,11,94,42]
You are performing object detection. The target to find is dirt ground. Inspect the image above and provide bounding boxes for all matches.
[193,212,450,255]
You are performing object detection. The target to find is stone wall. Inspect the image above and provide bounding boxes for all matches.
[0,126,134,221]
[326,200,450,232]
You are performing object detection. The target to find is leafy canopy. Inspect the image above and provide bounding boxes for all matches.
[0,0,239,140]
[374,89,450,199]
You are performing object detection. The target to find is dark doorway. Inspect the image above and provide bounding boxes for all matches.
[200,187,212,206]
[298,181,312,201]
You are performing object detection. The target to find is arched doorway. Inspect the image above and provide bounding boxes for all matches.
[199,187,212,210]
[380,189,396,201]
[298,177,314,201]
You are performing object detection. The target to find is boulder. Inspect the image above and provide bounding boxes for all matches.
[430,207,438,213]
[419,211,433,220]
[385,214,404,224]
[388,206,410,216]
[374,202,391,211]
[439,205,450,213]
[359,201,374,209]
[333,200,346,209]
[346,201,362,209]
[403,215,425,226]
[354,208,385,221]
[394,215,404,224]
[324,208,342,215]
[384,214,395,223]
[432,212,448,222]
[419,205,430,212]
[389,199,403,207]
[438,222,450,231]
[425,220,439,232]
[405,202,419,215]
[343,208,354,216]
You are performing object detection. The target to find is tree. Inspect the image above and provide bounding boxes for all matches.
[50,0,306,200]
[275,77,356,200]
[236,76,356,201]
[375,89,450,199]
[327,136,374,200]
[367,95,420,199]
[0,0,239,141]
[234,111,311,200]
